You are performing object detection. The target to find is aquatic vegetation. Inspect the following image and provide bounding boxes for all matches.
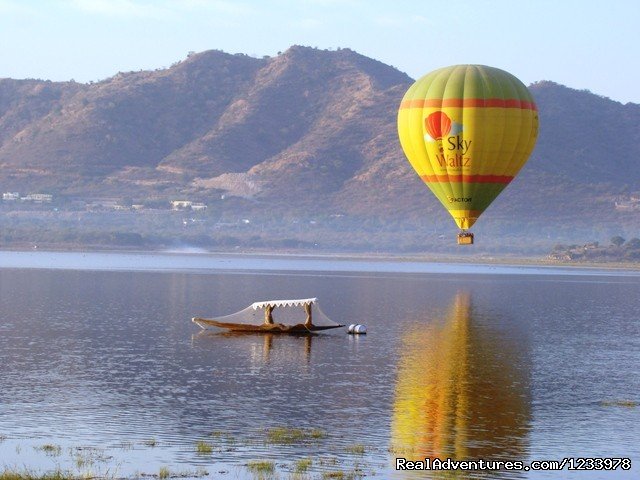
[265,427,326,445]
[388,444,418,456]
[321,470,363,480]
[143,438,158,447]
[71,447,110,470]
[601,400,637,408]
[294,458,313,473]
[34,444,62,456]
[0,468,72,480]
[246,460,275,473]
[321,471,347,479]
[151,467,209,479]
[310,429,326,439]
[345,444,366,455]
[317,457,339,466]
[74,453,93,470]
[195,441,213,454]
[288,474,312,480]
[208,430,236,444]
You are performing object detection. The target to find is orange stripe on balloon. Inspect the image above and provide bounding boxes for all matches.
[421,174,513,184]
[400,98,537,111]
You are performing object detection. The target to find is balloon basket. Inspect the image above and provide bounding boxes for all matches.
[457,232,474,245]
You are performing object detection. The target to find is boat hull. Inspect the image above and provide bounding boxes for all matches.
[192,317,343,333]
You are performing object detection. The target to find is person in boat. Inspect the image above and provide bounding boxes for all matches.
[264,304,274,325]
[304,302,313,328]
[263,302,313,329]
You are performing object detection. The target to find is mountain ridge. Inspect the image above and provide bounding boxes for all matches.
[1,46,639,251]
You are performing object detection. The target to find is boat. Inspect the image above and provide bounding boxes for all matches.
[192,298,344,334]
[191,318,341,333]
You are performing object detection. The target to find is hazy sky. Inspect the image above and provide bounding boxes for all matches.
[1,0,638,103]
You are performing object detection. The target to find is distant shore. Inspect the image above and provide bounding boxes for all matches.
[1,246,640,273]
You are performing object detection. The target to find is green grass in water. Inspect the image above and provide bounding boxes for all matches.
[345,444,366,455]
[246,460,275,473]
[321,471,363,480]
[601,400,638,408]
[34,445,62,457]
[265,427,326,445]
[195,441,213,454]
[158,467,171,479]
[74,454,92,470]
[0,469,72,480]
[294,458,313,473]
[322,472,346,479]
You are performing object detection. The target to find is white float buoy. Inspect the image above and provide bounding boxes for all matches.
[348,324,367,334]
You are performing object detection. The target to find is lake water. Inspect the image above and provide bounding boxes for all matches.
[0,251,638,479]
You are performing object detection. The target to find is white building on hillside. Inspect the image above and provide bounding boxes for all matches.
[2,192,20,201]
[171,200,192,210]
[22,193,53,203]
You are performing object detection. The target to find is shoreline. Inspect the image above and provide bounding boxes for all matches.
[1,247,639,274]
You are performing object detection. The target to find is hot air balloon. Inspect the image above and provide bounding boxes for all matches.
[397,65,539,245]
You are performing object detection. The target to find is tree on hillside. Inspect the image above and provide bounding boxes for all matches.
[611,235,625,247]
[625,238,640,249]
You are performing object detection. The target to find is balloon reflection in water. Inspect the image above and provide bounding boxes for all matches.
[391,293,530,463]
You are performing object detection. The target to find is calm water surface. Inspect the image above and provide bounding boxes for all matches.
[0,251,638,479]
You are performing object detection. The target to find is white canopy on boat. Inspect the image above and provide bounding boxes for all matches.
[251,298,317,310]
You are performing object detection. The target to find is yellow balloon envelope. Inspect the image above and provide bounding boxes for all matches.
[397,65,539,235]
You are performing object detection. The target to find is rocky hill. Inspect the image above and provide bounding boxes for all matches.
[1,46,639,252]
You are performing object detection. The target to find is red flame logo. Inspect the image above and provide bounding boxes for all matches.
[424,111,452,140]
